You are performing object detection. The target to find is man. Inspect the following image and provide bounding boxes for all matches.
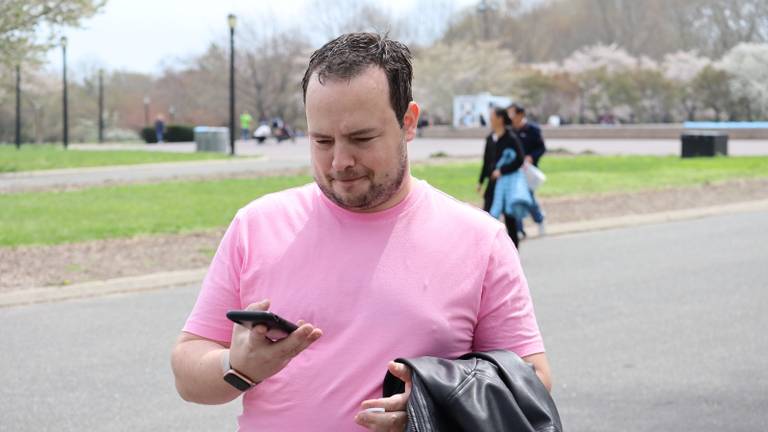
[240,111,253,142]
[172,33,551,432]
[154,114,165,144]
[508,103,547,236]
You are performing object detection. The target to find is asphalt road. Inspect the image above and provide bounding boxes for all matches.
[1,210,766,431]
[4,137,767,193]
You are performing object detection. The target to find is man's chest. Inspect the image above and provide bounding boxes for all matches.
[236,224,486,348]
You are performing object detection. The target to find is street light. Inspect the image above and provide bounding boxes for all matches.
[61,36,69,149]
[143,95,150,127]
[228,13,237,156]
[98,69,105,143]
[15,64,21,149]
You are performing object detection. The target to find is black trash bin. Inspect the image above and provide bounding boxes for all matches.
[681,131,728,158]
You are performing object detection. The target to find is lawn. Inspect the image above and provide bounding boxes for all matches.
[0,144,231,173]
[415,155,768,202]
[2,155,767,246]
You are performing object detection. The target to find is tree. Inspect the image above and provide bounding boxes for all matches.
[0,0,105,65]
[686,0,768,57]
[561,44,637,122]
[717,42,768,119]
[662,50,712,120]
[692,65,733,120]
[412,40,520,124]
[514,69,579,122]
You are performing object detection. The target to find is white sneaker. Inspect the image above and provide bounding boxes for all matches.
[538,222,546,237]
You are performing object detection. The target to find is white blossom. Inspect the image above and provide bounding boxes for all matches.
[661,50,711,83]
[717,43,768,115]
[562,43,637,75]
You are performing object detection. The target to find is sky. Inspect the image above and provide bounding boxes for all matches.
[47,0,479,75]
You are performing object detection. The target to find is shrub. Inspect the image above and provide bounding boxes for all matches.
[165,125,194,142]
[139,124,194,143]
[140,127,157,143]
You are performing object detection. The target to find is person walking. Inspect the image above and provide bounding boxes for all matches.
[154,114,166,143]
[508,104,546,236]
[477,107,527,247]
[240,111,254,142]
[171,33,550,432]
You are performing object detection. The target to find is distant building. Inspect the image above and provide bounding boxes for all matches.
[452,93,513,128]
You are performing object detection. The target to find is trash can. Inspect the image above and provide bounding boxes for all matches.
[681,131,728,158]
[194,126,229,153]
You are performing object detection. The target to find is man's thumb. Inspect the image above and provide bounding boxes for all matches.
[388,361,412,383]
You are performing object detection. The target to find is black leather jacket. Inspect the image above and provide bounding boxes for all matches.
[382,351,562,432]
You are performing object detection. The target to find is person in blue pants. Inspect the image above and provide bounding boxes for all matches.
[508,104,546,236]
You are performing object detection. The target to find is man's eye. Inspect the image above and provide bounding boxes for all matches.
[315,140,333,146]
[355,136,374,142]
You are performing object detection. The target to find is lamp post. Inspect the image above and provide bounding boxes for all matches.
[61,36,69,149]
[228,13,237,156]
[15,64,21,149]
[143,95,150,127]
[98,69,105,143]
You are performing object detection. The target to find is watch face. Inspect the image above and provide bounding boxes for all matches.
[224,372,252,392]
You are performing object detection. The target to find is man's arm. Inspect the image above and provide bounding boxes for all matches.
[529,125,546,165]
[172,300,323,405]
[171,332,241,405]
[522,352,552,391]
[478,138,491,185]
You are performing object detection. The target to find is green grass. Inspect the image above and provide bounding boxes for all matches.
[0,175,312,246]
[415,155,768,202]
[0,144,232,173]
[2,155,767,246]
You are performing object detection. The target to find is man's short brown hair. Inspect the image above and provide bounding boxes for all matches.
[301,32,413,128]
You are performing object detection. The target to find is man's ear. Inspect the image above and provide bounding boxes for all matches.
[402,102,420,142]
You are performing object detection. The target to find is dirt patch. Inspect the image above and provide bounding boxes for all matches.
[2,178,767,292]
[0,230,223,293]
[539,177,768,224]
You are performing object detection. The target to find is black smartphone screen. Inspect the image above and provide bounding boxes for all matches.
[226,310,299,341]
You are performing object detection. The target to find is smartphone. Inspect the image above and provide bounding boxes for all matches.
[226,310,299,341]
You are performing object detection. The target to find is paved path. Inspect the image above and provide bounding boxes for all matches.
[1,210,766,431]
[3,137,766,193]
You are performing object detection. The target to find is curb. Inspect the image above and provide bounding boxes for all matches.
[532,198,768,238]
[2,199,767,308]
[0,268,208,308]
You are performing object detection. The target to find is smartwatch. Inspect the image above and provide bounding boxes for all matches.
[222,350,257,392]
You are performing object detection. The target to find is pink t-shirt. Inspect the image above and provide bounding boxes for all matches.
[183,179,544,431]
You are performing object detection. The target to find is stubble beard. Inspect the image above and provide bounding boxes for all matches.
[316,137,408,211]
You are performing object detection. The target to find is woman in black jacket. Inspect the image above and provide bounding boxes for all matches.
[477,107,526,246]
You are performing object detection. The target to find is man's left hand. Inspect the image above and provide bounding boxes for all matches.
[491,169,501,180]
[524,155,533,165]
[355,362,412,432]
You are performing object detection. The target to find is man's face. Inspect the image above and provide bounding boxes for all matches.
[305,66,418,212]
[509,108,524,128]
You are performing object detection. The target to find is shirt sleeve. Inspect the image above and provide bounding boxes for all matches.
[182,211,245,343]
[473,228,545,357]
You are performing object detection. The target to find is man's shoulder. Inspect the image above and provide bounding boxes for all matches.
[420,181,503,235]
[526,122,542,134]
[237,182,317,221]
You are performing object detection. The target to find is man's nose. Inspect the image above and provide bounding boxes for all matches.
[331,142,355,172]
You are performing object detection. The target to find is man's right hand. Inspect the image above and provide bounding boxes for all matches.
[228,300,323,384]
[476,183,483,195]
